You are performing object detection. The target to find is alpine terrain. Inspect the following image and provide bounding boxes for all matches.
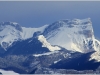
[0,18,100,74]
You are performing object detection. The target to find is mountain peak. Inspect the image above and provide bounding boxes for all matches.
[43,18,93,37]
[54,18,92,26]
[72,18,92,25]
[43,18,97,53]
[0,21,22,32]
[0,21,18,26]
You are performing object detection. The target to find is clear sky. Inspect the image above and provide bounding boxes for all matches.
[0,1,100,38]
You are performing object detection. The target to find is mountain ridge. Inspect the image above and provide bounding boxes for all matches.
[0,22,48,50]
[0,18,100,53]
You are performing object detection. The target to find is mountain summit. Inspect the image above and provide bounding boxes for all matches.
[43,18,100,53]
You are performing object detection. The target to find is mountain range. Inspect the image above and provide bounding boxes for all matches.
[0,18,100,74]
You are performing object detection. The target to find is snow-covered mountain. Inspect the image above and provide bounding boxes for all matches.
[0,22,48,50]
[1,18,100,74]
[0,18,100,53]
[43,18,100,53]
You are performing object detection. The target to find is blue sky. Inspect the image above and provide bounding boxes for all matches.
[0,1,100,38]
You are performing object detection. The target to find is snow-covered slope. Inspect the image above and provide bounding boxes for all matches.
[43,18,100,53]
[21,25,48,40]
[0,69,19,75]
[89,51,100,62]
[38,35,61,51]
[0,22,48,50]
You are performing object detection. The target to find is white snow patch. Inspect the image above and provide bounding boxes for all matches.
[0,69,19,75]
[54,59,61,64]
[33,51,59,57]
[38,35,61,51]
